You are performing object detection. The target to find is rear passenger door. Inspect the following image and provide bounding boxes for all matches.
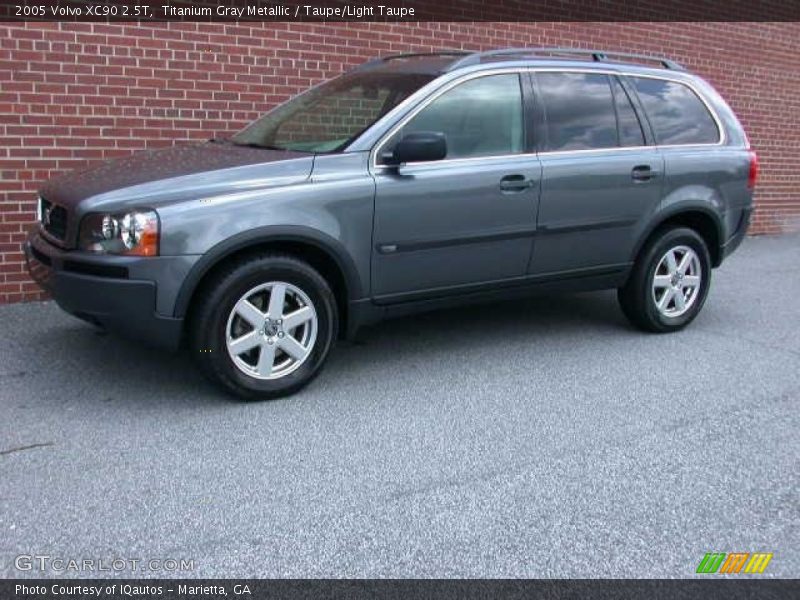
[529,71,663,275]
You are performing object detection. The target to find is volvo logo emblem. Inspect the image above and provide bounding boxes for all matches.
[42,206,52,227]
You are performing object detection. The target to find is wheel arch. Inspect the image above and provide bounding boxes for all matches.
[632,207,724,268]
[174,226,363,338]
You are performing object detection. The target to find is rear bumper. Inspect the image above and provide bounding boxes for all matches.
[24,230,184,351]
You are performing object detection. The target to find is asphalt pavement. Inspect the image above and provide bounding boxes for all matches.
[1,234,798,578]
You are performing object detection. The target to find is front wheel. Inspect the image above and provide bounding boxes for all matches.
[618,227,712,333]
[191,254,338,400]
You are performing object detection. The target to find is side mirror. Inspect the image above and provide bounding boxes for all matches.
[382,131,447,166]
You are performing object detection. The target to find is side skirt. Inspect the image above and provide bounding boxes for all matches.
[345,264,632,339]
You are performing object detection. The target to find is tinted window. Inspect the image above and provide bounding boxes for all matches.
[538,72,618,151]
[382,74,523,162]
[631,77,719,145]
[611,77,645,147]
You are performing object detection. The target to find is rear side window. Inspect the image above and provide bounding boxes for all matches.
[630,77,720,145]
[537,72,618,151]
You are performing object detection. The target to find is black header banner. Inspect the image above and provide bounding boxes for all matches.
[1,0,799,21]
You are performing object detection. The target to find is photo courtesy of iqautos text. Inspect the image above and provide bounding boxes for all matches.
[0,1,798,598]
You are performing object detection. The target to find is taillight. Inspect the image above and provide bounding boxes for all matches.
[747,150,759,190]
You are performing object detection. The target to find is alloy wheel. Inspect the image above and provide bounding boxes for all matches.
[225,282,318,380]
[651,245,702,318]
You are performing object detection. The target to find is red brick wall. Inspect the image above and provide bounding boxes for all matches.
[1,21,798,303]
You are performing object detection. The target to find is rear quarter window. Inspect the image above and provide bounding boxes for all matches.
[630,77,720,145]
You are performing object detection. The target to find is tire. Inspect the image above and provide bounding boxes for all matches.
[618,227,712,333]
[190,253,338,400]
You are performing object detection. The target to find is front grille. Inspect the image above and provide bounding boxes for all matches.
[40,197,68,241]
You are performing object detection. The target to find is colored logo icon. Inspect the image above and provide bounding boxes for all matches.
[696,552,773,574]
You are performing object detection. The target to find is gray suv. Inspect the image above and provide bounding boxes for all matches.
[25,48,756,399]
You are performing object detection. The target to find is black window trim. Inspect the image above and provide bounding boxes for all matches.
[608,74,623,148]
[617,74,657,147]
[609,74,648,148]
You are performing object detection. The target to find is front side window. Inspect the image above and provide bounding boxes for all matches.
[233,71,435,153]
[537,72,619,151]
[381,73,524,162]
[630,77,720,145]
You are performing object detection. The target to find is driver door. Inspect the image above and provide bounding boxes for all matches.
[370,72,541,301]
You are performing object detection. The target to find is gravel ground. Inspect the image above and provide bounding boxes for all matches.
[1,234,798,578]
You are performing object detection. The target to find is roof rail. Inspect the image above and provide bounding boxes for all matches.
[446,47,684,71]
[358,50,471,71]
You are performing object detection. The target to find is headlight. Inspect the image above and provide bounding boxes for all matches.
[79,210,159,256]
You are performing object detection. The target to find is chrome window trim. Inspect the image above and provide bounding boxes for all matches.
[369,66,727,171]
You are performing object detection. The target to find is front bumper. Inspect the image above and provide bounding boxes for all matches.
[24,230,184,351]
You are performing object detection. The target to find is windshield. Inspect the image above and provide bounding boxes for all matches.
[231,71,435,153]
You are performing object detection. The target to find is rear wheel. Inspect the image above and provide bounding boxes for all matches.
[618,227,711,333]
[191,254,337,400]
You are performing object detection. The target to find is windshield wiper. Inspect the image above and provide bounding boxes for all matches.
[231,141,288,151]
[208,136,232,144]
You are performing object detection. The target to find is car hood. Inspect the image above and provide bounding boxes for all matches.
[39,142,314,213]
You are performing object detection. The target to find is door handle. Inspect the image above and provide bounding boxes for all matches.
[631,165,659,182]
[499,174,534,192]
